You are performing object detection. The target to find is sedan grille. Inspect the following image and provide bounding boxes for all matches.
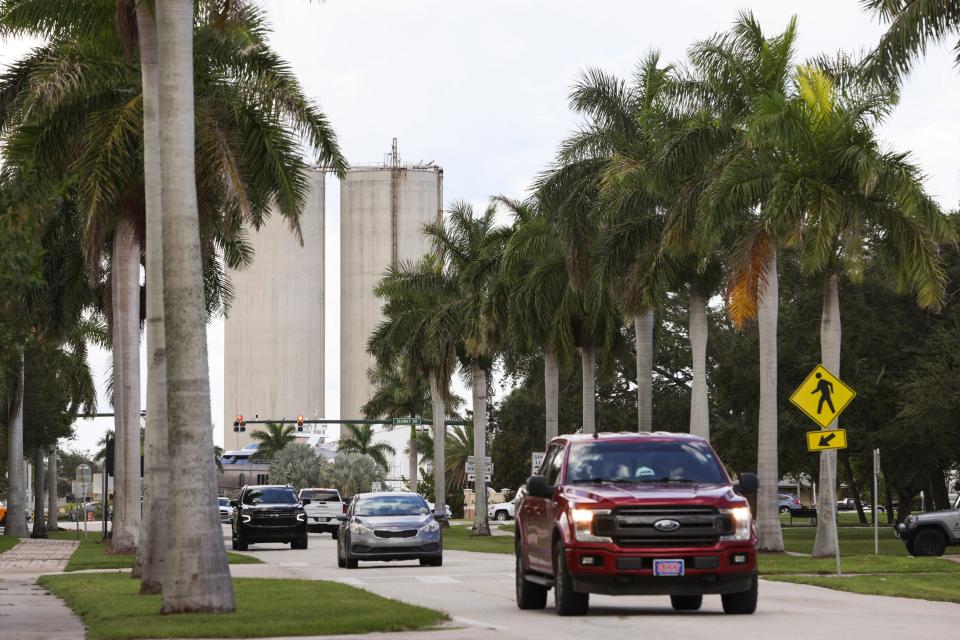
[373,529,418,539]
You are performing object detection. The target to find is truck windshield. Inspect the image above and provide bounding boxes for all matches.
[567,440,727,485]
[301,490,340,503]
[243,488,298,505]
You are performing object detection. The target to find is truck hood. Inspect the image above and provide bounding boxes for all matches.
[914,508,960,522]
[563,482,743,508]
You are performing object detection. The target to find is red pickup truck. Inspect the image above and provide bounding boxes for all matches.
[515,432,758,616]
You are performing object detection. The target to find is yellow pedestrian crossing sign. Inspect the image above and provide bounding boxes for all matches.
[806,428,847,452]
[789,365,856,428]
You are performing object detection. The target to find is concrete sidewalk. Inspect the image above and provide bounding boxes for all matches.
[0,537,86,640]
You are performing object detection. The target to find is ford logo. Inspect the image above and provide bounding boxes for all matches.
[653,519,681,532]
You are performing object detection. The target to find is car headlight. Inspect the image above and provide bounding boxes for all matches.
[570,507,612,543]
[241,514,251,524]
[420,520,440,533]
[296,512,305,522]
[721,506,753,541]
[349,522,372,535]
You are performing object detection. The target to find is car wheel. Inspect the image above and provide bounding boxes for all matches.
[721,573,758,615]
[671,595,703,611]
[496,511,509,522]
[515,551,547,610]
[779,506,791,515]
[912,529,947,557]
[337,543,347,568]
[344,546,358,569]
[553,542,589,616]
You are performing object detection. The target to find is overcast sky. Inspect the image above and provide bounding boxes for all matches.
[4,1,956,454]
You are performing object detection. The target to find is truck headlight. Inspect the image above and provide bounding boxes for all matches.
[296,512,306,522]
[721,506,753,542]
[241,514,251,524]
[570,508,612,543]
[349,522,372,536]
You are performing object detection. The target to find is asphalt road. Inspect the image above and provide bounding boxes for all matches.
[224,526,960,640]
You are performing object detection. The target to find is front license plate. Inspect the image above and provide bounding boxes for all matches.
[653,559,685,577]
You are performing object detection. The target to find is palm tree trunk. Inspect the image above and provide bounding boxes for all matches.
[580,345,597,434]
[134,0,169,595]
[813,271,840,557]
[157,0,234,613]
[47,446,58,532]
[756,251,783,551]
[544,351,559,446]
[6,349,29,537]
[689,289,709,440]
[470,362,490,536]
[428,371,447,523]
[634,311,653,432]
[111,216,142,554]
[31,448,46,538]
[408,425,418,493]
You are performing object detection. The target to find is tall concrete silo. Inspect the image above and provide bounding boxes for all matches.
[223,168,325,451]
[340,141,443,420]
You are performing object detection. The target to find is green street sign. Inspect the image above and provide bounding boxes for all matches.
[393,417,422,426]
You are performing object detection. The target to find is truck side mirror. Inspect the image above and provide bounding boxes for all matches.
[526,474,553,499]
[734,472,758,495]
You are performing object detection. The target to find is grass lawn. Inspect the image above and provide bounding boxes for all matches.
[48,530,261,572]
[0,534,20,556]
[768,573,960,605]
[758,553,959,575]
[39,573,448,640]
[443,525,513,554]
[780,523,906,555]
[780,511,885,527]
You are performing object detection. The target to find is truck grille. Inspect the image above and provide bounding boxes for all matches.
[594,506,731,548]
[252,511,297,525]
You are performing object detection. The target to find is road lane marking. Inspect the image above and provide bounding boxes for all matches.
[453,616,508,631]
[415,575,459,584]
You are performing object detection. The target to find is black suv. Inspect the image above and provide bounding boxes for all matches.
[231,485,309,550]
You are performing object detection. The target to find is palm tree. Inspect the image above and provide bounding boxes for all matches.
[861,0,960,86]
[370,254,461,520]
[156,0,231,613]
[664,11,801,551]
[738,65,951,555]
[337,424,397,471]
[423,201,507,535]
[249,423,297,461]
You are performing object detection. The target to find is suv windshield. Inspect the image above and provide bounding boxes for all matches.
[566,440,727,485]
[355,495,429,517]
[301,490,341,502]
[243,488,298,505]
[218,498,229,507]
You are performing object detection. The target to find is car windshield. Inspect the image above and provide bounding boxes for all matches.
[243,488,297,505]
[355,495,429,517]
[566,440,727,485]
[301,490,340,502]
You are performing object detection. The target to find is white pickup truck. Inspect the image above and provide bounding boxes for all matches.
[298,488,344,538]
[488,497,517,521]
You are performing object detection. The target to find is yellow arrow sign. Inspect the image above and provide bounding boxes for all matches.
[806,428,847,452]
[789,365,856,428]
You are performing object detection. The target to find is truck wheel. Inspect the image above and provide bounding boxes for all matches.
[232,534,248,551]
[330,532,338,540]
[671,595,703,611]
[912,529,947,557]
[515,552,547,610]
[553,542,589,616]
[721,573,757,615]
[291,537,308,550]
[496,511,509,522]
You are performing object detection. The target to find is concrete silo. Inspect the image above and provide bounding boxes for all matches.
[223,168,325,451]
[340,142,443,420]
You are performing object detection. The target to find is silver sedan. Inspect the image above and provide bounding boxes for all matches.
[337,492,443,568]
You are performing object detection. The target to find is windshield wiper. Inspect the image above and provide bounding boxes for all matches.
[638,477,699,484]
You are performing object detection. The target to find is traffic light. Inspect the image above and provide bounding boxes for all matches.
[296,415,305,432]
[233,415,246,432]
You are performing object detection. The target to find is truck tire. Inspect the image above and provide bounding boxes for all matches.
[721,573,757,615]
[671,595,703,611]
[232,533,248,551]
[553,542,589,616]
[912,529,947,557]
[515,552,547,609]
[291,536,308,550]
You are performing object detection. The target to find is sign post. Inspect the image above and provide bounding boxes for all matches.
[790,364,857,577]
[873,448,880,556]
[76,464,92,541]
